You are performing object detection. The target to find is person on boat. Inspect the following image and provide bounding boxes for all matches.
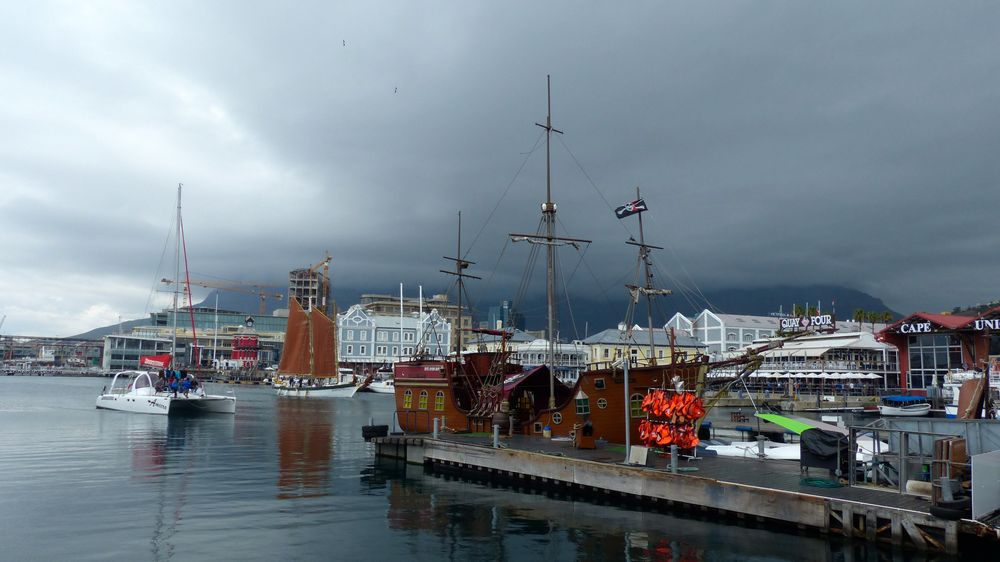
[154,371,167,392]
[181,375,192,397]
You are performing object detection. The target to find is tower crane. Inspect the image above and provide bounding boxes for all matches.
[160,279,283,315]
[307,251,332,317]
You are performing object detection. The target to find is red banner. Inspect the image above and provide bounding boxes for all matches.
[139,354,172,369]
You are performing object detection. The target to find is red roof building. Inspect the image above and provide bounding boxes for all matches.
[878,306,1000,392]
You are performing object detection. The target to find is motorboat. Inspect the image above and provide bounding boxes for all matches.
[96,370,236,415]
[877,395,931,416]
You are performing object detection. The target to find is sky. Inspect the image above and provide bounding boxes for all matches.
[3,1,1000,337]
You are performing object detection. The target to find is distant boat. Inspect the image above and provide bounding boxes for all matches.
[878,395,931,416]
[275,296,361,398]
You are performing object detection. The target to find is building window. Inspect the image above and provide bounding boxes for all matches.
[360,345,366,355]
[594,378,606,390]
[575,397,590,415]
[597,398,608,409]
[347,330,354,340]
[404,332,414,342]
[376,345,386,355]
[552,412,563,425]
[907,334,961,389]
[403,390,412,409]
[392,346,398,356]
[630,393,646,418]
[346,345,353,355]
[435,391,445,411]
[419,390,428,410]
[378,332,387,342]
[603,348,609,359]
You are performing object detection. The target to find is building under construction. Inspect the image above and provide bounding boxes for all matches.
[288,253,332,315]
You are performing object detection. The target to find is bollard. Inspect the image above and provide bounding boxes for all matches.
[757,434,766,458]
[670,444,678,474]
[433,417,439,439]
[493,424,500,448]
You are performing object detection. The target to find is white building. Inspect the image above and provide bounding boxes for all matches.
[665,311,780,355]
[337,304,452,367]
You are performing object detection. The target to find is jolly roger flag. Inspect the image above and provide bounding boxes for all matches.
[614,198,648,219]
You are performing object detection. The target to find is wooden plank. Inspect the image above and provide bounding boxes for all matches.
[901,519,927,549]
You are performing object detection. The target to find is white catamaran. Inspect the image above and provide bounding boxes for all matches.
[96,184,236,415]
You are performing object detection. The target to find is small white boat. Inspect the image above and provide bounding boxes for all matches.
[96,371,236,415]
[366,378,395,394]
[877,395,931,416]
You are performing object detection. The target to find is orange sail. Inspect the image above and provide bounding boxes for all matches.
[277,298,339,377]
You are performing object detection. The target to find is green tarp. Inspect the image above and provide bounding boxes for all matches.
[754,413,815,435]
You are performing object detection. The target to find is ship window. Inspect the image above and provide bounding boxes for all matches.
[594,378,606,390]
[419,390,428,410]
[597,398,608,409]
[630,393,646,418]
[533,422,543,433]
[552,412,563,425]
[575,397,590,415]
[403,389,412,409]
[434,391,445,411]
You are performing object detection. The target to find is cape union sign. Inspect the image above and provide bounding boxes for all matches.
[780,315,834,330]
[974,319,1000,331]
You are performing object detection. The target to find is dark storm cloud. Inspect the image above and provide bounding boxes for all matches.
[2,1,1000,335]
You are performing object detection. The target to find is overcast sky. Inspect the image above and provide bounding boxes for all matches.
[3,2,1000,337]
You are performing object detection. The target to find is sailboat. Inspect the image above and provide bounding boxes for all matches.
[391,78,765,442]
[96,184,236,415]
[275,297,360,397]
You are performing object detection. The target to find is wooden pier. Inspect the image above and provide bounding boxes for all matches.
[373,434,1000,555]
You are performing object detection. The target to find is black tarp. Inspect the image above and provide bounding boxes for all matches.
[800,428,849,474]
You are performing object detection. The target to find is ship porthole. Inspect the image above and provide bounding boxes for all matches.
[597,398,608,409]
[552,412,563,425]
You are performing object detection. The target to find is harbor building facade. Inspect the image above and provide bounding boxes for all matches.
[879,307,1000,391]
[582,327,706,370]
[102,308,286,371]
[337,304,452,369]
[666,311,780,355]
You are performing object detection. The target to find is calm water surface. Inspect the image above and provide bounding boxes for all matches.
[0,377,943,561]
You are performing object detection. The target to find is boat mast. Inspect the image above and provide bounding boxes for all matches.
[171,183,181,367]
[441,211,480,359]
[540,76,559,409]
[625,186,670,366]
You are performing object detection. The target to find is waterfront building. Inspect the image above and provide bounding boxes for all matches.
[102,307,286,371]
[879,307,1000,391]
[1,337,104,372]
[360,292,470,348]
[666,311,779,355]
[711,330,900,395]
[337,304,452,369]
[582,327,706,370]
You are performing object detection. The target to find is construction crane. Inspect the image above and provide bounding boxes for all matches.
[160,278,283,315]
[308,251,332,317]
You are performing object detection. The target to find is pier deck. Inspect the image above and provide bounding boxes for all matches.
[373,432,1000,554]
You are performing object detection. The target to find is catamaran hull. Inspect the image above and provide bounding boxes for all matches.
[366,380,395,394]
[275,384,359,398]
[96,394,236,415]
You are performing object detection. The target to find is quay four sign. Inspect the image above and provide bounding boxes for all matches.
[780,314,834,330]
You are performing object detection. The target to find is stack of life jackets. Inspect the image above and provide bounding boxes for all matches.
[637,389,706,449]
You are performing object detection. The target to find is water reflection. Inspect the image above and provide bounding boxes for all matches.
[276,398,334,499]
[369,458,952,562]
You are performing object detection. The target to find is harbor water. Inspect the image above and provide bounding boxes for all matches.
[0,377,948,561]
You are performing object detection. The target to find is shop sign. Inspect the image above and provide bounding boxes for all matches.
[973,319,1000,332]
[899,322,933,334]
[780,315,834,330]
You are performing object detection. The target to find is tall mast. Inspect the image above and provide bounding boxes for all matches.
[171,183,181,365]
[541,75,559,409]
[625,187,670,366]
[510,76,590,410]
[441,211,480,358]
